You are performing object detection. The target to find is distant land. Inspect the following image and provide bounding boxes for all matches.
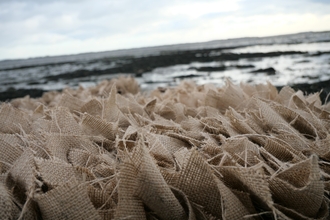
[0,30,330,102]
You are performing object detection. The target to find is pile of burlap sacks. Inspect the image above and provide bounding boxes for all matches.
[0,77,329,219]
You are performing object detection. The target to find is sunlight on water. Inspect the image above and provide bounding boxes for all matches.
[224,42,330,53]
[0,31,329,96]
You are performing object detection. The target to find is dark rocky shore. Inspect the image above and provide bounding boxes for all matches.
[1,46,329,103]
[2,79,328,103]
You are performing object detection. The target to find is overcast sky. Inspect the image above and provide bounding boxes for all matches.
[0,0,330,60]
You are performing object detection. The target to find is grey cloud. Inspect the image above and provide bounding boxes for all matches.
[240,0,330,15]
[1,0,329,59]
[0,0,173,48]
[309,0,330,3]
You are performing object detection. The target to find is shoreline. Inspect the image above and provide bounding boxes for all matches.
[1,78,330,104]
[1,41,330,103]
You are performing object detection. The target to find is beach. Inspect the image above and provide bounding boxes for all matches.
[0,31,330,102]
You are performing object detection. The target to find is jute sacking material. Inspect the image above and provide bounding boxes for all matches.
[0,76,330,219]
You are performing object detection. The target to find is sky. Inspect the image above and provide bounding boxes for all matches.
[0,0,330,60]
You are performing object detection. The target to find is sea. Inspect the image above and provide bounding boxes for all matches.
[0,31,330,94]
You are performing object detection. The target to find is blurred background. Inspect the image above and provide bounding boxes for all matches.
[0,0,330,101]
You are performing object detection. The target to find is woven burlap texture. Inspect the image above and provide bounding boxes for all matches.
[0,77,329,219]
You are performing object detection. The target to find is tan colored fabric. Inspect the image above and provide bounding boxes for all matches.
[8,148,36,203]
[218,165,274,214]
[144,132,175,167]
[81,113,119,140]
[170,186,197,220]
[0,133,25,147]
[50,107,82,135]
[176,149,222,217]
[0,103,31,134]
[88,184,115,209]
[115,161,146,219]
[0,181,20,220]
[103,85,129,128]
[34,178,101,220]
[0,139,23,172]
[35,157,78,188]
[0,77,329,219]
[132,137,187,219]
[269,155,324,218]
[81,98,103,117]
[58,93,86,112]
[68,148,100,167]
[216,178,253,219]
